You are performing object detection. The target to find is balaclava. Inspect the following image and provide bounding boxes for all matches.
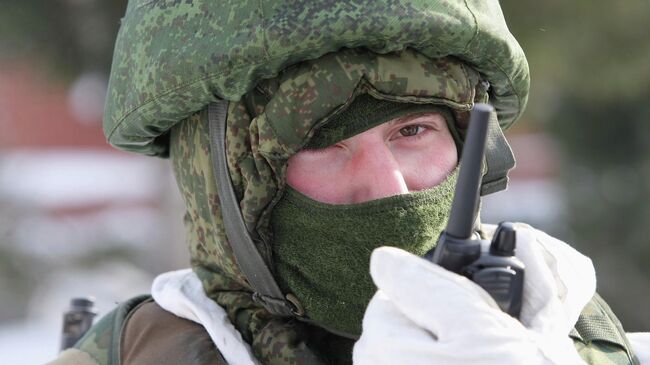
[170,48,487,364]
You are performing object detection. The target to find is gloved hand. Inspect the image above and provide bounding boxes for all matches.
[353,224,596,365]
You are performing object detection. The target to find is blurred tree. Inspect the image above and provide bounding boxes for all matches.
[502,0,650,330]
[0,0,128,79]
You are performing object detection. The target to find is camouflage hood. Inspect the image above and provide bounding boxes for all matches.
[104,1,529,364]
[169,48,489,363]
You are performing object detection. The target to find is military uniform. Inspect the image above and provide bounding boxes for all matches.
[47,1,645,364]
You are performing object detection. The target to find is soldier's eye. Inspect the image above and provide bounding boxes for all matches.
[399,125,424,137]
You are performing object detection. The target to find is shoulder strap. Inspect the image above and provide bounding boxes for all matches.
[73,295,151,365]
[121,300,229,365]
[570,293,640,365]
[207,100,300,317]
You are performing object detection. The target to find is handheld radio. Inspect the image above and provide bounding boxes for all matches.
[424,104,524,317]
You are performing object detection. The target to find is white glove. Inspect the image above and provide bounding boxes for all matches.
[353,224,596,365]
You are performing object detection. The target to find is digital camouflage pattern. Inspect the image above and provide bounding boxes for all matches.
[569,294,640,365]
[104,0,529,157]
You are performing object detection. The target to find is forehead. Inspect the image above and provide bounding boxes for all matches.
[389,111,448,126]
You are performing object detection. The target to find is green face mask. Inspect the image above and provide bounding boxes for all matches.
[270,170,457,338]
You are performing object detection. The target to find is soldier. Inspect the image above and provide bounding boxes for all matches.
[48,1,649,364]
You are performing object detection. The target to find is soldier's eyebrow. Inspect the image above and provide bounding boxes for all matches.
[389,112,440,126]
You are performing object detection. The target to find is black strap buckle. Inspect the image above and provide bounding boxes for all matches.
[252,292,305,317]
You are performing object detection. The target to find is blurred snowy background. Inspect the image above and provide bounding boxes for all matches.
[1,1,649,363]
[0,66,188,363]
[0,1,188,362]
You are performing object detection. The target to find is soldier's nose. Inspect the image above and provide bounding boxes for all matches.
[347,137,408,203]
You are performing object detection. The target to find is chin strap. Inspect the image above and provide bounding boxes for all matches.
[207,100,303,318]
[481,110,516,196]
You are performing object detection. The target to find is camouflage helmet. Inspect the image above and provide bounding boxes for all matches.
[104,0,529,158]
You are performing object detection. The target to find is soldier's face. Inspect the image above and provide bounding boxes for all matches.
[286,112,458,204]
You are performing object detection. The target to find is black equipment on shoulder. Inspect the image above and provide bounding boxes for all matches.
[424,103,525,318]
[60,297,97,351]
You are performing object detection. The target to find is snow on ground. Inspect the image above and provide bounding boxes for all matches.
[0,261,154,364]
[0,149,185,364]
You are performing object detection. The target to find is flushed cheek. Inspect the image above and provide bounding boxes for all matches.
[286,154,347,203]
